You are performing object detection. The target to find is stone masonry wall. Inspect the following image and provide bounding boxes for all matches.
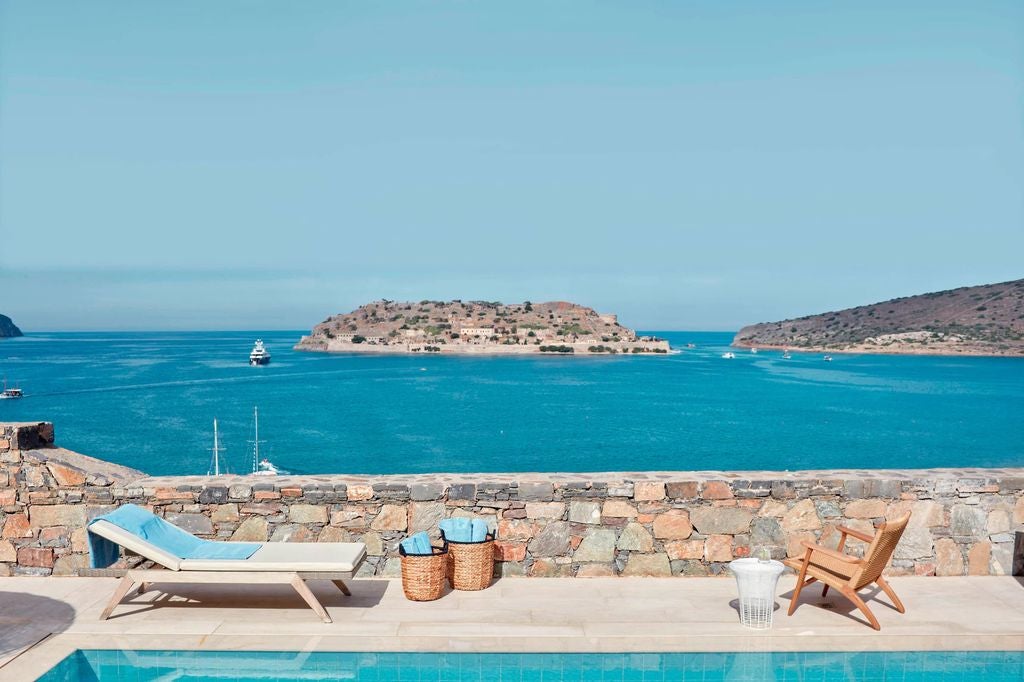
[0,422,142,576]
[2,422,1023,578]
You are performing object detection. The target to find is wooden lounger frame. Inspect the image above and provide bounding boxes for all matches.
[101,568,357,623]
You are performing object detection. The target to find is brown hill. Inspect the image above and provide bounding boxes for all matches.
[734,279,1024,357]
[296,300,670,355]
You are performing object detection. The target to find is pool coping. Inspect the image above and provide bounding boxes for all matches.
[4,575,1024,681]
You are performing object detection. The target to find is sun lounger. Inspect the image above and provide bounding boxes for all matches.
[783,512,910,630]
[88,507,366,623]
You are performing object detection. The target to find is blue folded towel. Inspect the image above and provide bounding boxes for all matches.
[439,517,489,543]
[400,531,433,555]
[87,504,260,569]
[471,518,487,542]
[439,517,469,542]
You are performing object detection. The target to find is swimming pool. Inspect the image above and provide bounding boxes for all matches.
[36,650,1024,681]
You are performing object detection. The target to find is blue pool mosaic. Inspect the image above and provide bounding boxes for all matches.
[36,650,1024,681]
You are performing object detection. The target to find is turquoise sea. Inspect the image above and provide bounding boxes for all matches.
[0,331,1020,477]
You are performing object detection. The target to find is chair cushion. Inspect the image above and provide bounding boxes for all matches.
[179,542,366,573]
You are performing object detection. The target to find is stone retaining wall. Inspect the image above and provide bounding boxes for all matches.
[2,422,1023,578]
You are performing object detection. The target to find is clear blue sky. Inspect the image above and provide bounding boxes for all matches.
[1,1,1022,331]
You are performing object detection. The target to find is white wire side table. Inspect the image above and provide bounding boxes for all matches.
[728,558,785,629]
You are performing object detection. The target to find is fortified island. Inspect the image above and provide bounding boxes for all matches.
[295,300,670,355]
[0,314,23,338]
[734,278,1024,357]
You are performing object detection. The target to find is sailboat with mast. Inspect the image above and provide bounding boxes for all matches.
[250,406,286,476]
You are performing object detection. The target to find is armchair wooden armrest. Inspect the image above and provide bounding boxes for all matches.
[837,525,874,543]
[800,540,863,564]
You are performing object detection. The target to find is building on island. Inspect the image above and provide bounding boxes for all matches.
[459,326,494,338]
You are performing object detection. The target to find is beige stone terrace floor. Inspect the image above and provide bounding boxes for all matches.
[2,576,1023,680]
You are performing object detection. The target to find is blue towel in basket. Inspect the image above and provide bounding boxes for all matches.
[439,517,488,542]
[400,532,434,555]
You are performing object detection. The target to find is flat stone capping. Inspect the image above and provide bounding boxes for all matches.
[132,467,1024,487]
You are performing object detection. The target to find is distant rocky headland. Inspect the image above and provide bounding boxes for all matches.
[0,314,23,338]
[734,279,1024,357]
[296,300,670,355]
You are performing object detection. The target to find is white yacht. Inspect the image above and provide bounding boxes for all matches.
[249,339,271,365]
[721,352,736,359]
[782,350,792,359]
[824,355,833,362]
[750,348,758,354]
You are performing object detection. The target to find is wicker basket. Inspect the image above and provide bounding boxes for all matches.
[399,543,448,601]
[442,531,495,591]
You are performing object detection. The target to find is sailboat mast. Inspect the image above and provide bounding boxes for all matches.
[252,407,260,474]
[213,419,220,476]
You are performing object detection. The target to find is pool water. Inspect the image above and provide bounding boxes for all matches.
[36,650,1024,681]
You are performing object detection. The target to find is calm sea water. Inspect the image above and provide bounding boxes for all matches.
[0,331,1020,476]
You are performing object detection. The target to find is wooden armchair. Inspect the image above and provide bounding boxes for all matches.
[783,512,910,630]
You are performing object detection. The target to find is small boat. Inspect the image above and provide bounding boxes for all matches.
[750,348,758,354]
[254,458,284,475]
[249,339,271,366]
[721,352,736,359]
[824,355,833,362]
[782,350,792,359]
[0,378,23,399]
[686,343,696,349]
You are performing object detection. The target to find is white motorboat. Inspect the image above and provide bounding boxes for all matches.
[0,378,22,399]
[782,350,792,359]
[721,352,736,359]
[249,339,271,366]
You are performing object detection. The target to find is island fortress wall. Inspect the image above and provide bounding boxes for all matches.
[2,422,1022,578]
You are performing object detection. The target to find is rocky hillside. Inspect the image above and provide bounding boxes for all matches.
[0,314,23,338]
[734,279,1024,356]
[297,300,670,355]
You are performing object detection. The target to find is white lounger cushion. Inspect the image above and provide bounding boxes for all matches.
[180,542,366,573]
[90,518,366,573]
